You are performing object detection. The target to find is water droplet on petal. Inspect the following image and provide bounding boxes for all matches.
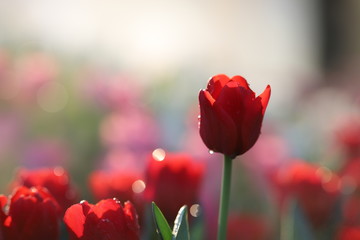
[208,150,214,155]
[101,218,110,223]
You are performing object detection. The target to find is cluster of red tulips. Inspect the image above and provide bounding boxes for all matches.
[1,65,360,240]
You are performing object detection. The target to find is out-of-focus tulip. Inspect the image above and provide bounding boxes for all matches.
[89,170,144,203]
[145,151,204,221]
[198,74,271,158]
[11,167,78,214]
[88,170,145,222]
[64,199,140,240]
[0,186,60,240]
[273,161,340,229]
[337,226,360,240]
[226,214,270,240]
[335,117,360,157]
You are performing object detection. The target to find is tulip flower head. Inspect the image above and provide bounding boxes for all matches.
[0,186,60,240]
[11,167,78,214]
[64,198,140,240]
[145,151,204,221]
[198,74,271,158]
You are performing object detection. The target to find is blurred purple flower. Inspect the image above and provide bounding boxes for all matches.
[0,113,23,158]
[21,139,70,168]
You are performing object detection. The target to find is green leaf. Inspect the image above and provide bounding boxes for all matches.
[172,205,190,240]
[152,202,172,240]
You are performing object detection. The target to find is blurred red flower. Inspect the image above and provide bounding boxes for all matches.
[0,186,60,240]
[145,151,204,221]
[226,214,270,240]
[88,170,145,222]
[64,199,140,240]
[273,161,340,229]
[335,117,360,157]
[337,226,360,240]
[198,74,271,158]
[11,167,78,214]
[89,170,143,203]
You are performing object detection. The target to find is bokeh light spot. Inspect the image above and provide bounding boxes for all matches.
[152,148,166,161]
[190,204,201,217]
[132,180,146,194]
[37,82,68,113]
[53,166,64,176]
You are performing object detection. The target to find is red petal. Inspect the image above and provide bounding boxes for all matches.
[206,74,230,100]
[123,201,140,234]
[216,82,262,155]
[64,201,91,238]
[258,85,271,114]
[231,76,251,91]
[199,89,237,155]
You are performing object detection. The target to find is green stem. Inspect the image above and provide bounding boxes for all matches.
[217,155,233,240]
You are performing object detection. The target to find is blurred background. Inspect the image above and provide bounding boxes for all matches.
[0,1,360,239]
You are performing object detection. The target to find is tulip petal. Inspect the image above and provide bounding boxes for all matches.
[258,85,271,114]
[64,201,90,239]
[216,82,263,155]
[206,74,230,100]
[231,76,251,91]
[199,90,237,155]
[124,201,140,233]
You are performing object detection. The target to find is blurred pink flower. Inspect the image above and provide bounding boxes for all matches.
[13,52,58,104]
[100,110,159,152]
[0,113,23,158]
[79,70,142,112]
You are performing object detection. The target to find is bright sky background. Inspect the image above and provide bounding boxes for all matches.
[0,0,321,109]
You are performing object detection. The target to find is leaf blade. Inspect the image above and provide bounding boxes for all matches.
[172,205,190,240]
[152,202,172,240]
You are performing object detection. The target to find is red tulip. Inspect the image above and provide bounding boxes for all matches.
[274,161,340,228]
[337,226,360,240]
[226,214,270,240]
[0,186,60,240]
[11,167,78,214]
[145,151,204,221]
[64,199,140,240]
[198,74,271,157]
[88,170,145,222]
[89,170,143,203]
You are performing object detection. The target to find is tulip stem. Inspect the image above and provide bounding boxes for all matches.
[217,155,233,240]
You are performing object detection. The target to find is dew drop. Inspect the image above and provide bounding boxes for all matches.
[208,150,214,155]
